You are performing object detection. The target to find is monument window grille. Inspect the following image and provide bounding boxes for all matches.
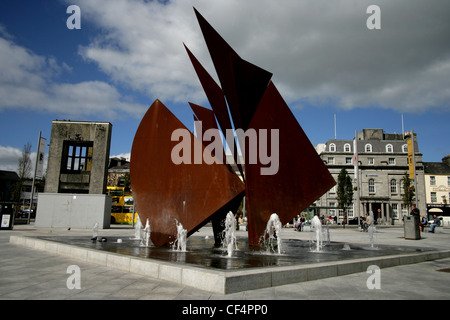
[62,141,93,173]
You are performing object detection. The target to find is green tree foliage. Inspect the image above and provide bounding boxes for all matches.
[336,168,353,228]
[402,172,415,211]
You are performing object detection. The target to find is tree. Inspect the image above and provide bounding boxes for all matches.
[402,172,415,213]
[336,168,354,228]
[11,143,32,215]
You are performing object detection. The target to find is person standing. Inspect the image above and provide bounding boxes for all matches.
[410,205,420,217]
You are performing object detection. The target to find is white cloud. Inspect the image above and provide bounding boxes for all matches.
[0,145,47,176]
[0,34,146,120]
[111,152,131,161]
[2,0,449,121]
[74,0,450,113]
[0,146,22,172]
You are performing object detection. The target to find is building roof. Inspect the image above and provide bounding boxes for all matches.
[319,129,420,154]
[323,139,412,154]
[423,162,450,175]
[0,170,19,181]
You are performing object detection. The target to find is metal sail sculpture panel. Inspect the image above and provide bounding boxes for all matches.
[244,82,336,245]
[189,9,335,245]
[130,100,245,247]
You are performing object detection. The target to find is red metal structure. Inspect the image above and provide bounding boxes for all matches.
[130,9,335,247]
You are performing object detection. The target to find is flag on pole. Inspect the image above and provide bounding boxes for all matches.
[36,137,46,178]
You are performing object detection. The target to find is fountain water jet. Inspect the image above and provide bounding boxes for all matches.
[91,222,99,240]
[173,220,187,252]
[310,215,323,252]
[263,213,282,254]
[132,216,142,240]
[222,211,237,257]
[140,218,151,247]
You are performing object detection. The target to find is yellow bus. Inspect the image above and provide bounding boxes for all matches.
[107,186,138,224]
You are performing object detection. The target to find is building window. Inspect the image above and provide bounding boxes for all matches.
[402,144,408,153]
[329,143,336,152]
[401,204,408,217]
[347,208,354,218]
[62,141,93,173]
[400,179,404,194]
[392,204,398,219]
[368,157,374,165]
[386,144,393,153]
[365,144,372,152]
[388,158,395,165]
[329,202,336,217]
[431,192,437,203]
[328,157,335,164]
[430,176,436,185]
[346,157,352,164]
[369,179,375,193]
[329,185,336,193]
[448,176,450,186]
[344,143,351,152]
[390,179,397,193]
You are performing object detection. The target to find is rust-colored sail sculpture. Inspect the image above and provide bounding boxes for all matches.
[131,100,245,246]
[130,8,335,247]
[244,82,336,245]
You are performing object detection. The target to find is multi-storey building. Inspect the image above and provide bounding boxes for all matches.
[315,129,426,225]
[423,155,450,221]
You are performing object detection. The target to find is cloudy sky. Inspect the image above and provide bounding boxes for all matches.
[0,0,449,173]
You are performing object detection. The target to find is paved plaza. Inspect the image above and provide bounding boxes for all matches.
[1,222,450,300]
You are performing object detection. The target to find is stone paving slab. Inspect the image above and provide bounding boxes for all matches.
[1,224,450,300]
[6,225,450,295]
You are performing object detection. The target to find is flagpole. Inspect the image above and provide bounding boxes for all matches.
[410,130,418,211]
[334,114,337,139]
[354,130,361,225]
[28,131,41,224]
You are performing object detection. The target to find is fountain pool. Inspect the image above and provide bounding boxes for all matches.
[31,234,435,270]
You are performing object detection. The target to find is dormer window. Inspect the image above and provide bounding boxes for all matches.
[402,144,408,153]
[365,144,372,152]
[386,144,393,153]
[344,143,351,152]
[329,143,336,152]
